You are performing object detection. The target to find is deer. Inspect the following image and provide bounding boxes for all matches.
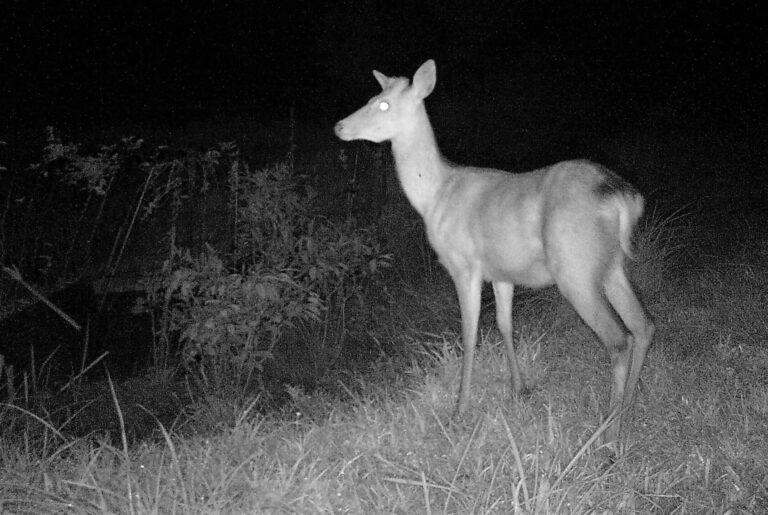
[334,59,654,449]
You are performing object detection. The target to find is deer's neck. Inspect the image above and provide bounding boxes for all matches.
[390,107,450,217]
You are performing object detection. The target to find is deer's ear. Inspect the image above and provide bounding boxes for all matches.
[373,70,389,89]
[412,59,436,99]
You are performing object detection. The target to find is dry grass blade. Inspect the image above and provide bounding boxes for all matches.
[1,266,82,331]
[443,418,481,513]
[500,409,531,507]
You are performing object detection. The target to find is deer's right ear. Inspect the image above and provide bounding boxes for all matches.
[372,70,389,89]
[412,59,436,99]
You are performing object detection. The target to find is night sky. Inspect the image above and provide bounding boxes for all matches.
[1,1,765,134]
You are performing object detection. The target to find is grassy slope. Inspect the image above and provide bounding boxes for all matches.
[2,212,766,514]
[2,130,767,513]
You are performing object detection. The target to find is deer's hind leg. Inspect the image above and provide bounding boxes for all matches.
[604,257,654,409]
[550,224,632,445]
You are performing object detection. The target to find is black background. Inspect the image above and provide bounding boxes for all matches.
[2,1,764,133]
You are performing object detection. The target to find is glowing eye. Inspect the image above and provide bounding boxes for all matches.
[378,101,390,112]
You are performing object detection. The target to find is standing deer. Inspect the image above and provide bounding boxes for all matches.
[334,59,654,447]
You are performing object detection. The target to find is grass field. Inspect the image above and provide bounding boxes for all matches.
[1,121,766,514]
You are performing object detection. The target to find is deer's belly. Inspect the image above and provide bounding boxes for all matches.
[483,257,553,288]
[429,229,554,288]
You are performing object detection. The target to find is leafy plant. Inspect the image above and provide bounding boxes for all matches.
[1,128,136,284]
[158,244,323,387]
[155,157,392,385]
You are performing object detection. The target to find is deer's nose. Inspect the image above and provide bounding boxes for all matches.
[334,121,344,136]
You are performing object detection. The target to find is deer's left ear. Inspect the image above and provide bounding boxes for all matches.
[373,70,390,90]
[412,60,436,99]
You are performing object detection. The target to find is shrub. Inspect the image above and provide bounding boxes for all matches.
[156,159,392,385]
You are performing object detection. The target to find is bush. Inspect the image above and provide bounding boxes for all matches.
[156,159,392,386]
[0,128,142,285]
